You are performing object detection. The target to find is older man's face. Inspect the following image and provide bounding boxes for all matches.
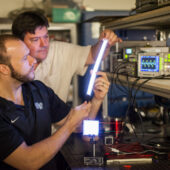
[23,26,49,63]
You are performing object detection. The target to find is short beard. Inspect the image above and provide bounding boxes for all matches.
[8,63,34,83]
[35,58,42,64]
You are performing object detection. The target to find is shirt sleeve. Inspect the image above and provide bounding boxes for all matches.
[0,117,24,160]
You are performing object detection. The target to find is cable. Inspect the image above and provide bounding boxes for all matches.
[126,74,170,141]
[116,150,166,155]
[109,71,141,142]
[109,62,170,142]
[113,62,130,96]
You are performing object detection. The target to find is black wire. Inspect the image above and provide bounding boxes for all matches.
[109,62,130,102]
[110,62,124,98]
[109,61,170,142]
[116,74,129,96]
[124,78,153,142]
[110,68,141,142]
[126,74,170,142]
[113,75,142,142]
[128,78,154,142]
[132,74,170,107]
[114,62,130,95]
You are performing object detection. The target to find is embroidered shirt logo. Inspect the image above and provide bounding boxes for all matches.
[11,116,20,124]
[34,102,43,110]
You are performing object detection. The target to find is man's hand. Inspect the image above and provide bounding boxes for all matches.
[93,71,110,101]
[65,101,92,131]
[99,29,122,47]
[89,29,122,64]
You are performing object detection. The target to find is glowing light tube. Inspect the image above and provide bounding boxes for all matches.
[86,39,108,98]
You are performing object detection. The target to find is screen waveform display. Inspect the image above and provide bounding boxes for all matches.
[140,55,159,72]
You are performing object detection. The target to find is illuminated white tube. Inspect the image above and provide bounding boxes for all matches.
[86,39,108,97]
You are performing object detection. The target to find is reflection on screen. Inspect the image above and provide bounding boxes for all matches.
[140,55,159,72]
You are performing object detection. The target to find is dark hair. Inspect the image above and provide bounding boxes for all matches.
[0,34,20,64]
[12,10,49,40]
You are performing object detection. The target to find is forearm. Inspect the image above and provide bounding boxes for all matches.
[5,121,74,170]
[88,71,110,120]
[85,29,121,66]
[27,122,73,169]
[86,43,111,66]
[89,97,103,119]
[26,104,90,169]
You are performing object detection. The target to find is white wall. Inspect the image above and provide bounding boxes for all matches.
[0,0,136,18]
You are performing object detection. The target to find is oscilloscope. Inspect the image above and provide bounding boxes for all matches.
[138,53,164,77]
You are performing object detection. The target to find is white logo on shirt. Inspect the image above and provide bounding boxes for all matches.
[11,116,20,124]
[34,102,43,110]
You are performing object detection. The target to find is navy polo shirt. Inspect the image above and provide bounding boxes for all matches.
[0,80,71,170]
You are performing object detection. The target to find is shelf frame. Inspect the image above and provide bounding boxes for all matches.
[107,73,170,99]
[101,6,170,30]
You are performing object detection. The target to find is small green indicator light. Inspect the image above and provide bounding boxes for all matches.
[160,57,163,70]
[164,59,168,62]
[125,54,128,59]
[168,54,170,58]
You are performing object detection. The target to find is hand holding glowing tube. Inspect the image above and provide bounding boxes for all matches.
[86,39,108,100]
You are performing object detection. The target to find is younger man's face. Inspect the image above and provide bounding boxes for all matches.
[6,40,36,82]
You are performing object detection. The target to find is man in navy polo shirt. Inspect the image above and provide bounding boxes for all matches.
[0,34,110,170]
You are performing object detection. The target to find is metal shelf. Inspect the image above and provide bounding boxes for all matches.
[107,73,170,99]
[101,6,170,99]
[98,7,170,118]
[101,6,170,30]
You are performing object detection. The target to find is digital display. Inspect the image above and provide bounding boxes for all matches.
[83,120,99,136]
[126,48,132,54]
[140,55,159,72]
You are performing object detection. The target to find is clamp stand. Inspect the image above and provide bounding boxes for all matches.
[84,135,103,166]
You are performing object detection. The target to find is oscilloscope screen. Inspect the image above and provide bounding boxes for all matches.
[140,55,159,72]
